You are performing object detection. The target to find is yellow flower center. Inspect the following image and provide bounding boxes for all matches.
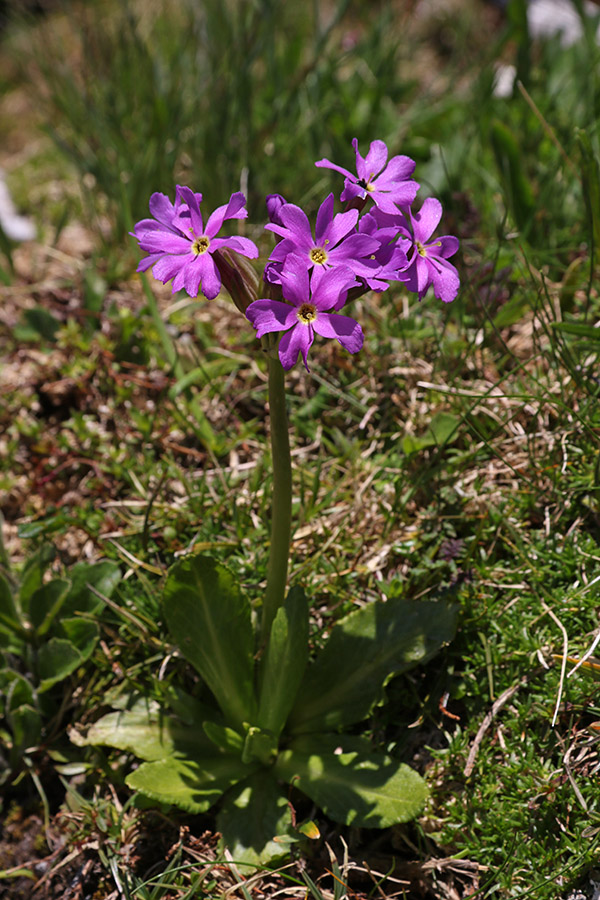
[310,247,328,265]
[297,303,317,325]
[192,236,210,256]
[416,240,427,258]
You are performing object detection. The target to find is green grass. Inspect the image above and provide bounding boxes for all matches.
[2,0,600,896]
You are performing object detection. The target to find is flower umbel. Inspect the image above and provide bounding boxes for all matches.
[132,187,258,300]
[246,258,363,371]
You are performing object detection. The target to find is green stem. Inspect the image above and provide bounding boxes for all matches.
[261,355,292,640]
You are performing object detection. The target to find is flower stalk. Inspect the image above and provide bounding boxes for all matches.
[261,345,292,641]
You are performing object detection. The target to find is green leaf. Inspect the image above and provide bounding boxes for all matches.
[0,574,23,637]
[216,770,292,869]
[275,733,428,828]
[61,560,120,617]
[82,704,216,760]
[402,412,461,456]
[58,618,99,662]
[22,307,61,342]
[163,555,257,728]
[257,585,309,736]
[490,118,536,236]
[203,720,245,755]
[29,579,70,637]
[126,753,257,814]
[288,597,457,735]
[37,638,84,691]
[7,704,43,756]
[577,129,600,260]
[18,545,55,615]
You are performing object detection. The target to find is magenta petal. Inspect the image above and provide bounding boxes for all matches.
[315,193,335,244]
[151,253,189,283]
[183,257,206,298]
[430,259,460,303]
[416,257,432,295]
[314,158,354,179]
[340,181,366,203]
[310,266,357,311]
[137,252,164,272]
[362,140,388,178]
[313,311,363,354]
[205,192,248,237]
[212,235,259,258]
[321,208,359,248]
[178,186,204,237]
[413,198,443,243]
[137,232,192,255]
[246,299,297,337]
[433,235,460,259]
[280,256,310,306]
[377,155,415,183]
[149,192,180,230]
[277,204,314,244]
[279,323,313,371]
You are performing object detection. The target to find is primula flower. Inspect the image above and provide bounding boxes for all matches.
[132,187,258,300]
[246,258,363,371]
[398,198,460,304]
[265,193,380,286]
[357,210,409,292]
[315,139,419,215]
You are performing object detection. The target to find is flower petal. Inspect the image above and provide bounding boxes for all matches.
[314,158,354,179]
[151,253,190,283]
[178,186,204,236]
[310,266,358,311]
[280,256,310,306]
[278,323,313,371]
[205,192,248,237]
[430,258,460,303]
[211,235,259,258]
[313,311,364,354]
[315,193,335,244]
[412,198,443,243]
[361,140,388,179]
[246,299,297,337]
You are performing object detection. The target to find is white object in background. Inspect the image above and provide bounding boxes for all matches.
[527,0,600,47]
[0,169,35,242]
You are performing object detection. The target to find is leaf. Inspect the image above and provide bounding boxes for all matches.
[288,597,457,735]
[275,733,428,828]
[126,754,257,814]
[577,129,600,260]
[61,560,120,617]
[163,555,257,728]
[257,585,309,736]
[402,412,461,456]
[0,574,23,637]
[82,705,216,760]
[37,638,84,692]
[216,770,292,869]
[203,720,245,755]
[29,579,70,637]
[22,307,61,342]
[7,705,43,757]
[58,618,99,662]
[490,118,536,236]
[18,545,55,615]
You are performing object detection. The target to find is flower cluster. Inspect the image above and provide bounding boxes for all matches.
[131,139,459,372]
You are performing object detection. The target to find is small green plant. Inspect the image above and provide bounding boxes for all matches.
[0,537,120,781]
[78,139,459,867]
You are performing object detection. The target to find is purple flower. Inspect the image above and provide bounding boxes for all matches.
[265,193,380,286]
[399,198,460,303]
[315,139,419,215]
[131,187,259,300]
[246,259,363,371]
[357,210,410,291]
[265,193,287,226]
